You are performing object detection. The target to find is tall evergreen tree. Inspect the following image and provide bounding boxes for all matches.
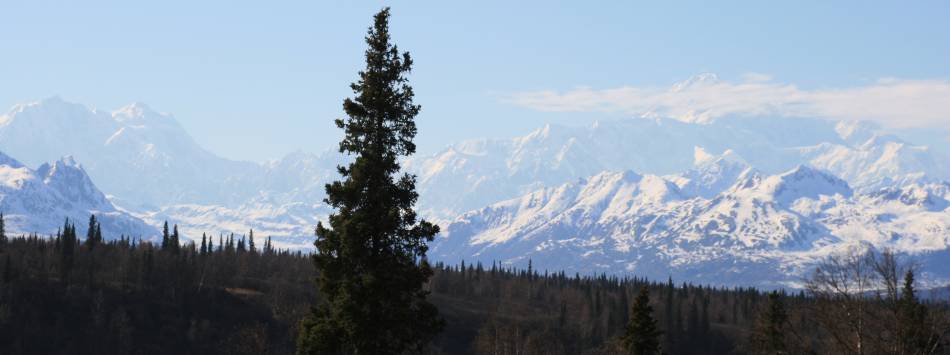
[623,286,663,355]
[249,229,256,253]
[0,212,6,247]
[664,276,676,350]
[297,7,442,354]
[899,269,930,353]
[161,221,169,250]
[200,233,208,254]
[94,222,102,245]
[171,225,181,254]
[751,291,787,354]
[85,214,98,249]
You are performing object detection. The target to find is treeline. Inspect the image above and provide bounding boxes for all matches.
[0,217,949,354]
[0,217,315,354]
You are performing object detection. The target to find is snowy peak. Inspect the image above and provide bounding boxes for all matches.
[835,120,879,145]
[677,148,752,198]
[36,155,111,210]
[869,183,950,211]
[0,150,155,238]
[671,73,721,92]
[760,165,852,204]
[112,102,176,126]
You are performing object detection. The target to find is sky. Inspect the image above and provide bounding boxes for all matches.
[1,1,949,161]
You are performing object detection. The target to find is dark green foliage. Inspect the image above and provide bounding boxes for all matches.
[0,232,314,355]
[750,291,787,354]
[297,7,442,354]
[623,286,663,355]
[161,220,169,250]
[5,232,950,354]
[0,213,7,247]
[900,269,932,354]
[84,214,103,250]
[170,224,181,254]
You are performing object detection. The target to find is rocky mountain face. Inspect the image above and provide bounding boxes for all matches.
[433,154,949,287]
[2,97,948,287]
[0,151,157,239]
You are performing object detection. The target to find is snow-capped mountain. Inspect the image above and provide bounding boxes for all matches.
[0,98,341,243]
[406,117,950,219]
[0,151,157,239]
[2,97,948,287]
[0,97,344,209]
[432,153,950,287]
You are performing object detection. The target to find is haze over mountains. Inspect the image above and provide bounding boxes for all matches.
[0,151,156,239]
[1,95,948,286]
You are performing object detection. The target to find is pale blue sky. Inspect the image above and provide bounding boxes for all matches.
[1,1,948,161]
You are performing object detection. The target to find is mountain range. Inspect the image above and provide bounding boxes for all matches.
[0,150,157,239]
[1,96,948,286]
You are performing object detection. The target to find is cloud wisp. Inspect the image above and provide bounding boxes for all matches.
[502,74,950,128]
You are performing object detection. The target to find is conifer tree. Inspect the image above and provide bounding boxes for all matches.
[899,269,929,353]
[0,212,6,247]
[60,219,77,280]
[623,286,663,355]
[85,214,98,249]
[751,291,787,354]
[161,221,169,250]
[249,229,256,253]
[200,233,208,254]
[664,277,676,349]
[171,225,181,254]
[297,7,442,354]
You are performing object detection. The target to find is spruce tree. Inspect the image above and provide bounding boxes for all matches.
[297,7,442,354]
[0,212,6,247]
[85,214,98,249]
[750,291,787,354]
[171,225,181,254]
[899,269,929,353]
[623,286,663,355]
[200,233,208,254]
[94,222,102,244]
[249,229,256,253]
[161,221,169,250]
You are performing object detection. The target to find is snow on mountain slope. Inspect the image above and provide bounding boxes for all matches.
[0,97,259,207]
[129,201,328,249]
[0,98,344,242]
[407,115,949,219]
[800,134,950,192]
[672,147,751,199]
[433,163,949,287]
[2,97,948,270]
[0,98,348,208]
[0,151,158,239]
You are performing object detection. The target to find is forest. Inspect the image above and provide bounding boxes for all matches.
[0,216,948,354]
[3,7,949,355]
